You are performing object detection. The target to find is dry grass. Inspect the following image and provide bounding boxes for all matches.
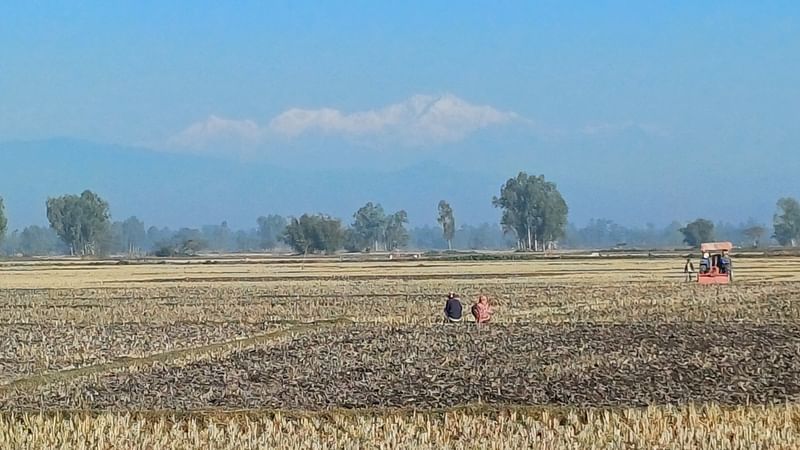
[0,256,799,447]
[0,281,797,386]
[1,282,799,326]
[1,256,798,288]
[1,405,799,449]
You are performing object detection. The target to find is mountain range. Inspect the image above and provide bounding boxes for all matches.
[0,137,794,230]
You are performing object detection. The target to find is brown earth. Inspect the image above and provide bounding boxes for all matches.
[4,322,798,411]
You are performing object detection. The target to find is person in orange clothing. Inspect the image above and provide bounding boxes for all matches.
[471,295,492,325]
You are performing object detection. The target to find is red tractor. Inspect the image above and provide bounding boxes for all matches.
[697,241,733,285]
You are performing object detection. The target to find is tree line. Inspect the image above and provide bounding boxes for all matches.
[563,218,781,250]
[1,171,799,256]
[674,198,800,248]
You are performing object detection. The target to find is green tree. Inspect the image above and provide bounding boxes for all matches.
[256,215,287,250]
[384,210,409,251]
[352,202,386,251]
[773,197,800,247]
[0,196,7,246]
[437,200,455,250]
[492,172,568,251]
[46,190,111,256]
[283,214,344,255]
[679,218,715,248]
[350,202,410,251]
[283,218,310,254]
[313,215,345,254]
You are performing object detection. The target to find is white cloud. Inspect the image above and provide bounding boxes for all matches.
[168,115,263,149]
[167,94,523,150]
[269,94,520,144]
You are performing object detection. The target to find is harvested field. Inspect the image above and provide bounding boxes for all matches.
[0,322,281,383]
[3,322,798,411]
[2,405,800,449]
[1,282,799,326]
[1,255,799,288]
[0,255,799,448]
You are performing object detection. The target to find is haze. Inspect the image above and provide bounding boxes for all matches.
[1,2,798,231]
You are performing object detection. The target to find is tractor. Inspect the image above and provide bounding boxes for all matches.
[697,241,733,285]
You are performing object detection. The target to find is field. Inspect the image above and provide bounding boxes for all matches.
[0,255,799,448]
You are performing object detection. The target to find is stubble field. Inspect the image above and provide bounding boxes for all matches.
[0,255,799,449]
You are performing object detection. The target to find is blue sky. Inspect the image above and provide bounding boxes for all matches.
[1,1,798,228]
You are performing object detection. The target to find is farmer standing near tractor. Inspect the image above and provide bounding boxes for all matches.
[684,257,695,282]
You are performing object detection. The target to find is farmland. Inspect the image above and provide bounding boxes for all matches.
[0,255,799,448]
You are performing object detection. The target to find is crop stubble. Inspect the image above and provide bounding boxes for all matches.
[1,257,799,448]
[0,281,797,386]
[2,322,799,411]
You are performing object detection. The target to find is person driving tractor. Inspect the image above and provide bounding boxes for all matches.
[700,252,711,274]
[720,250,732,281]
[696,242,734,284]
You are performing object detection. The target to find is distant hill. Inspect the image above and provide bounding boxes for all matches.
[0,137,791,230]
[0,139,503,229]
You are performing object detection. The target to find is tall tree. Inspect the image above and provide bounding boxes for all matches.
[283,214,344,255]
[492,172,568,251]
[256,215,287,250]
[46,190,111,256]
[314,214,345,254]
[283,217,311,255]
[351,202,410,251]
[539,181,569,248]
[0,196,7,246]
[679,218,715,248]
[773,197,800,247]
[437,200,455,250]
[384,210,409,251]
[352,202,387,251]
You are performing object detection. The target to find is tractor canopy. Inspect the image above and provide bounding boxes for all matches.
[700,242,733,253]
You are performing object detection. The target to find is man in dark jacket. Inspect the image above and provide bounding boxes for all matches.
[720,250,733,281]
[443,292,463,323]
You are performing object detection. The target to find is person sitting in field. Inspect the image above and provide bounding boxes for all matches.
[443,292,463,323]
[471,295,492,325]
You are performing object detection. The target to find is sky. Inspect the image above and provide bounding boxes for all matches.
[1,1,799,229]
